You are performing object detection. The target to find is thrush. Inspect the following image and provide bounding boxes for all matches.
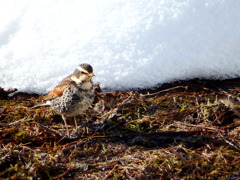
[32,63,95,135]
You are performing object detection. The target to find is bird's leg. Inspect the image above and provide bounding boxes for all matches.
[62,115,69,136]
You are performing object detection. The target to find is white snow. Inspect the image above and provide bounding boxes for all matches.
[0,0,240,94]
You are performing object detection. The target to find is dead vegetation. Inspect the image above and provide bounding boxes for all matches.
[0,78,240,179]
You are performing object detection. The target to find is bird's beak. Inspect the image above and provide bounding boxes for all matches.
[87,73,95,77]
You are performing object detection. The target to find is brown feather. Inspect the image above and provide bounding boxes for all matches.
[44,74,75,100]
[44,85,68,100]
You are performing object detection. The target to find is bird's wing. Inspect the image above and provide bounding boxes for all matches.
[44,85,68,100]
[44,75,74,100]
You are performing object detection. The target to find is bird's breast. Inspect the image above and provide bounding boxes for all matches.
[50,84,94,117]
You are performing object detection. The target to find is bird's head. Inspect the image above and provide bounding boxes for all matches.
[71,63,94,84]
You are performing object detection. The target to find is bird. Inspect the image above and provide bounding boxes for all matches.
[31,63,95,135]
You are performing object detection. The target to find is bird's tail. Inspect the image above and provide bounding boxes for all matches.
[30,102,51,109]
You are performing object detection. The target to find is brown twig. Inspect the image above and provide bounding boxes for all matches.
[141,86,188,97]
[36,123,64,138]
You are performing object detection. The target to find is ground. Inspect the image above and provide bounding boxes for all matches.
[0,78,240,179]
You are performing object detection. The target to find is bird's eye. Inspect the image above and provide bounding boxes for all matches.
[81,71,87,75]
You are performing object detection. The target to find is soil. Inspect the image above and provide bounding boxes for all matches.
[0,78,240,179]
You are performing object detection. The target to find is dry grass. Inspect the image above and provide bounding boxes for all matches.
[0,78,240,179]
